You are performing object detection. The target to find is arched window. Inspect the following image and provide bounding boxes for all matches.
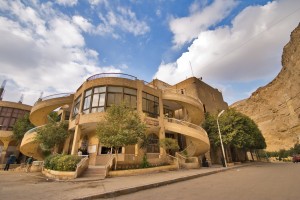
[147,134,159,153]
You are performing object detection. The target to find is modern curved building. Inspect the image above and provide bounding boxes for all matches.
[21,74,228,168]
[0,101,31,164]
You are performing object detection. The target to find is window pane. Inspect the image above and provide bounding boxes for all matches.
[115,94,122,105]
[108,86,122,93]
[131,96,137,108]
[142,99,147,111]
[147,94,154,101]
[5,108,13,117]
[142,92,146,98]
[99,93,105,106]
[92,94,99,107]
[124,95,130,106]
[83,96,91,110]
[94,86,106,93]
[9,118,16,127]
[12,109,18,117]
[85,89,92,96]
[107,93,114,106]
[124,88,137,95]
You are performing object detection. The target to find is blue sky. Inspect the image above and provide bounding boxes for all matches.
[0,0,299,105]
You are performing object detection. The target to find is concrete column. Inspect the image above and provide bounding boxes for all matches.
[71,125,81,155]
[62,135,71,154]
[134,144,139,156]
[159,128,166,157]
[1,141,9,164]
[60,110,66,122]
[136,80,144,114]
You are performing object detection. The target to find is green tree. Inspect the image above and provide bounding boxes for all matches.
[203,109,266,160]
[159,138,179,155]
[35,120,69,153]
[13,113,35,143]
[96,103,146,170]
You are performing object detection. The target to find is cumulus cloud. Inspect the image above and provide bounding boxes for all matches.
[154,0,300,103]
[170,0,238,47]
[0,0,120,105]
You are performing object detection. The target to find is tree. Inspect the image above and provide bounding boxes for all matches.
[35,120,69,153]
[203,109,266,161]
[96,103,146,170]
[13,113,35,143]
[159,138,179,155]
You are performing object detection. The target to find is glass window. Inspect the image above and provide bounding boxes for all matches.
[72,95,81,118]
[108,86,122,93]
[94,86,106,93]
[124,88,137,95]
[142,92,159,118]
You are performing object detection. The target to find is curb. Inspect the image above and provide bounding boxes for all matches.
[75,164,252,200]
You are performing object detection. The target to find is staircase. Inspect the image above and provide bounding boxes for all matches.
[80,166,106,180]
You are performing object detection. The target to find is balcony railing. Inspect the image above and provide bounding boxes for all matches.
[86,73,137,81]
[35,93,73,105]
[164,118,207,136]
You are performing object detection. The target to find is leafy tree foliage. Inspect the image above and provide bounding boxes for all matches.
[202,109,266,150]
[13,113,35,143]
[159,138,179,155]
[35,120,69,152]
[96,103,146,170]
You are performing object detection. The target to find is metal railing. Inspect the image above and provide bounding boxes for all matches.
[164,118,207,135]
[166,154,179,169]
[35,93,73,105]
[87,73,137,81]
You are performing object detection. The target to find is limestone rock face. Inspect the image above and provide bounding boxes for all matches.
[231,23,300,151]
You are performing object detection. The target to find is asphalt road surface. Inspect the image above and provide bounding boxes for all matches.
[106,162,300,200]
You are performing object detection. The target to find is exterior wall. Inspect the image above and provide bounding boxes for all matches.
[171,77,228,115]
[0,101,31,164]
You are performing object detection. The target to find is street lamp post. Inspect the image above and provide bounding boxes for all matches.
[217,110,227,168]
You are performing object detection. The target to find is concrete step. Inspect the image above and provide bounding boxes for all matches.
[81,166,106,178]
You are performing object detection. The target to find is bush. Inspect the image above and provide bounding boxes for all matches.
[44,154,81,171]
[140,154,150,168]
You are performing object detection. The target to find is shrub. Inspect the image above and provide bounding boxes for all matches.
[44,154,81,171]
[140,154,150,168]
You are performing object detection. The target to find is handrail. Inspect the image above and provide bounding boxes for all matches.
[165,118,207,135]
[24,125,46,136]
[24,120,69,136]
[104,155,115,177]
[37,93,73,102]
[166,154,179,169]
[75,156,89,178]
[87,73,137,81]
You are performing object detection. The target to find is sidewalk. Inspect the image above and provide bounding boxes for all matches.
[74,163,251,200]
[0,163,252,200]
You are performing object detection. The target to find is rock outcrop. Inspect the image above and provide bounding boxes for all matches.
[231,23,300,151]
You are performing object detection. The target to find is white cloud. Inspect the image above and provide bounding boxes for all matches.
[169,0,238,47]
[72,15,93,33]
[88,0,108,6]
[0,0,121,105]
[56,0,78,7]
[96,6,150,37]
[154,0,300,104]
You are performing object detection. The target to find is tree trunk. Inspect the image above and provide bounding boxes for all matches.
[114,151,118,170]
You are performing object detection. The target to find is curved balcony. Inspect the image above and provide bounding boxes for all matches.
[20,126,44,161]
[162,89,205,124]
[30,93,74,126]
[164,118,210,156]
[87,73,137,81]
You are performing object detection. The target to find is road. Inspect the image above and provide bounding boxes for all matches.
[106,163,300,200]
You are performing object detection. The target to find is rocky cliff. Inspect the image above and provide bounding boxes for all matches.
[231,23,300,151]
